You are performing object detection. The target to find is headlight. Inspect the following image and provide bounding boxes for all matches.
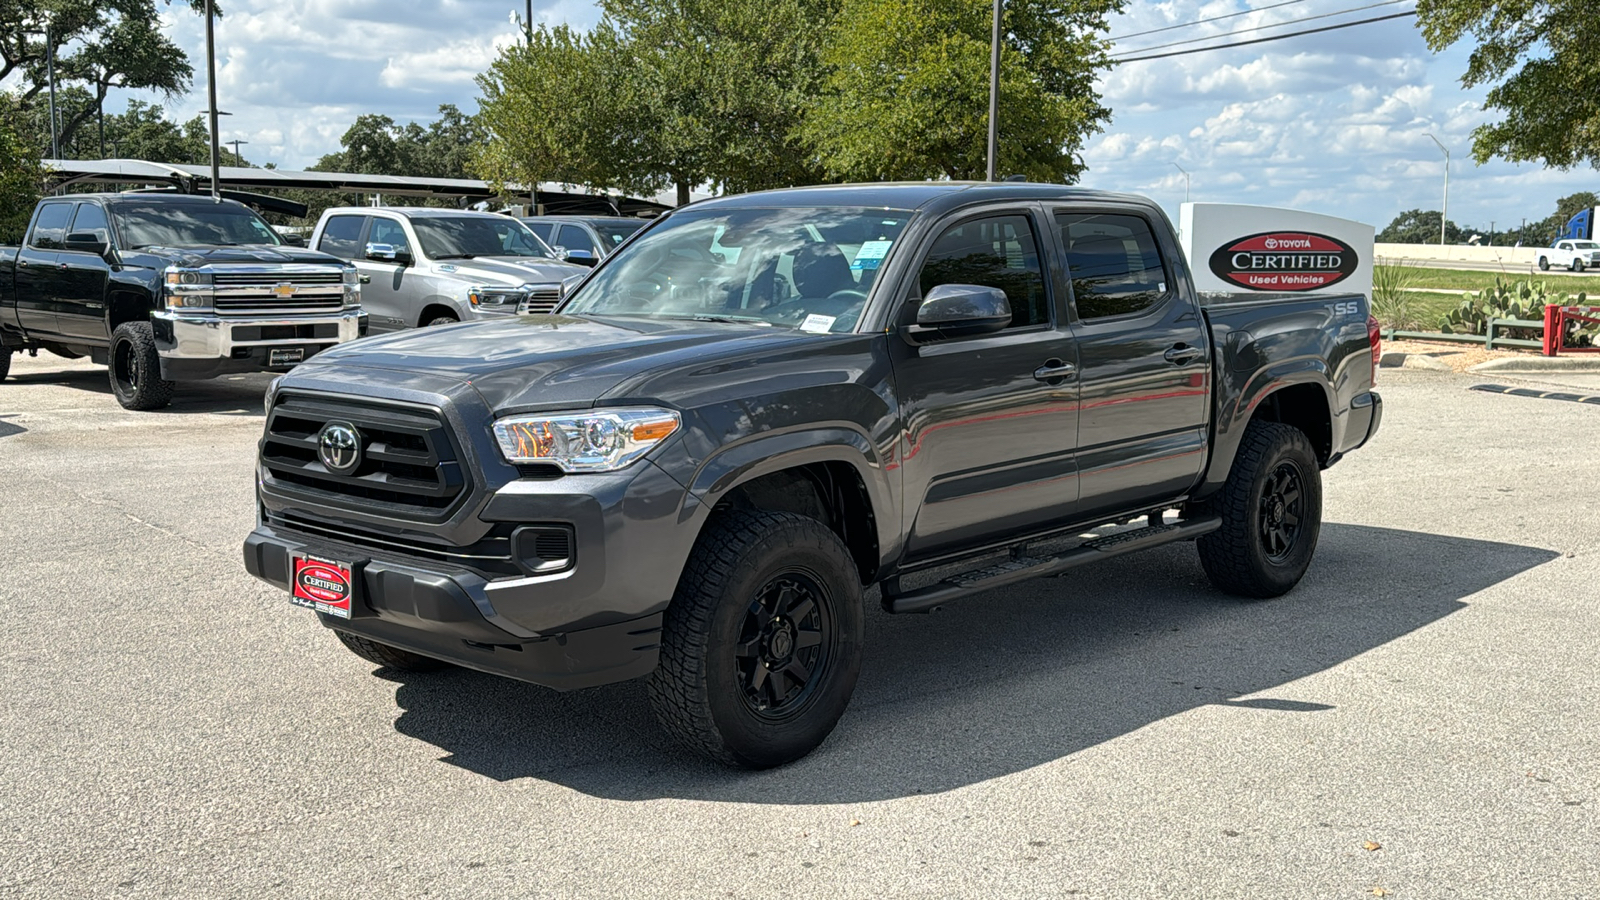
[468,285,523,308]
[342,267,360,307]
[164,268,213,309]
[492,408,681,472]
[342,267,360,286]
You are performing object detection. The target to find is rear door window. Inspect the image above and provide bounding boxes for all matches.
[1056,213,1169,320]
[318,215,368,259]
[29,202,75,250]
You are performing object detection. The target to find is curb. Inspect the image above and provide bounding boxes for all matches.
[1466,356,1600,374]
[1470,383,1600,405]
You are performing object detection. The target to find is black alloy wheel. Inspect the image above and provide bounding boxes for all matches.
[108,321,174,410]
[1257,460,1305,563]
[735,573,833,719]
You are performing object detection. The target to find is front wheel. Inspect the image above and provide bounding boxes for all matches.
[422,313,459,327]
[1575,259,1587,273]
[1196,420,1323,599]
[109,322,174,411]
[647,510,864,769]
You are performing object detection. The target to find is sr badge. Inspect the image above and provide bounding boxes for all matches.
[317,421,362,474]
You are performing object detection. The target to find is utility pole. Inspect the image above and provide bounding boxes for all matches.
[1425,133,1449,246]
[526,0,533,40]
[44,18,60,159]
[205,0,221,200]
[227,139,248,165]
[1172,162,1190,204]
[985,0,1001,181]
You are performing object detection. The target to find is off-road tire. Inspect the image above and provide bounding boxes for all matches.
[108,321,174,411]
[1196,420,1323,599]
[647,510,865,769]
[333,630,448,672]
[0,336,11,382]
[422,313,459,327]
[1538,256,1550,271]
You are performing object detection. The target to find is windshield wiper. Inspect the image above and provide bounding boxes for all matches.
[681,314,772,325]
[432,253,477,260]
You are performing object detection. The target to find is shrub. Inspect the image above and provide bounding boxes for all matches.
[1370,258,1423,329]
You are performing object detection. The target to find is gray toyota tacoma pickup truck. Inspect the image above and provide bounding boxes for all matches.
[242,182,1383,768]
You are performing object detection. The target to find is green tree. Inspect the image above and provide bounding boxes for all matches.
[1377,209,1466,244]
[1416,0,1600,168]
[1,103,44,242]
[802,0,1121,182]
[476,0,834,206]
[1,1,207,155]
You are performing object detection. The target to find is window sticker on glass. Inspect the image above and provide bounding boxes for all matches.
[799,314,837,333]
[851,239,894,271]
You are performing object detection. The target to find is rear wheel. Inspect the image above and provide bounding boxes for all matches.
[0,333,11,382]
[648,510,865,768]
[334,631,448,672]
[1538,256,1549,271]
[1196,420,1323,599]
[108,321,174,411]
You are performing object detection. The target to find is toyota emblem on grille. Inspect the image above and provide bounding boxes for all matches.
[272,282,298,297]
[317,422,362,474]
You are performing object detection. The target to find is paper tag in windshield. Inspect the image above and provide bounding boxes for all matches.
[799,314,837,333]
[851,240,893,271]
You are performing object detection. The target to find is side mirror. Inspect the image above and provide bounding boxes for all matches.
[564,249,597,267]
[365,242,410,265]
[64,232,109,257]
[280,233,306,246]
[903,284,1012,343]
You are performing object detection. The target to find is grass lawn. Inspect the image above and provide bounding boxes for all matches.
[1378,265,1600,294]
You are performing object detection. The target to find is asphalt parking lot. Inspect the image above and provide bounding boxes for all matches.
[2,352,1596,899]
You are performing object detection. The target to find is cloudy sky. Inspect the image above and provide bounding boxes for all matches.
[95,0,1599,232]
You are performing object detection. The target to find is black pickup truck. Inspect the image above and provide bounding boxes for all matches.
[242,182,1382,768]
[1,193,364,410]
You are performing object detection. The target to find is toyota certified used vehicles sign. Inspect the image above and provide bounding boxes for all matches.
[1207,231,1359,291]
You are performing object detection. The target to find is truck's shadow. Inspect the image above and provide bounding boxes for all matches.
[7,367,270,416]
[385,523,1556,804]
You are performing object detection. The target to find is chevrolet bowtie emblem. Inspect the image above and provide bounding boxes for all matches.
[271,282,298,297]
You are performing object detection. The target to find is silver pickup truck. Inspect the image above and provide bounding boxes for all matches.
[308,208,588,332]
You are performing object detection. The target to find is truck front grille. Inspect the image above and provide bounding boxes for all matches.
[212,269,346,317]
[261,393,468,519]
[517,288,563,315]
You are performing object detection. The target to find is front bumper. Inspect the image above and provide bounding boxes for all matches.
[152,308,367,380]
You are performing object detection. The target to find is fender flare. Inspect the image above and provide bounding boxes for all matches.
[1202,357,1335,493]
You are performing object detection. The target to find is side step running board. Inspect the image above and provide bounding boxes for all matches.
[884,516,1222,615]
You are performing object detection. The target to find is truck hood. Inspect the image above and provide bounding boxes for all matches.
[295,315,812,413]
[425,256,586,287]
[127,244,346,267]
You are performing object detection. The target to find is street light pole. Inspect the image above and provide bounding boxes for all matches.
[986,0,1001,181]
[227,139,248,165]
[526,0,533,40]
[1425,133,1449,246]
[205,0,221,200]
[1172,162,1190,204]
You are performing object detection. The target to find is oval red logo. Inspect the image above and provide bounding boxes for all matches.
[295,562,349,603]
[1207,231,1358,291]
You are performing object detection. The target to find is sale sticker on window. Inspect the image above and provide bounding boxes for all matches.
[292,555,354,619]
[851,240,894,271]
[799,314,837,333]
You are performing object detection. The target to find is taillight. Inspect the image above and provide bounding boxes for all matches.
[1367,314,1382,384]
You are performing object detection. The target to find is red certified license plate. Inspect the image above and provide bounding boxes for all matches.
[291,554,355,619]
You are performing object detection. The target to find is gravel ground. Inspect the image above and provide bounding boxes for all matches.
[1,352,1596,899]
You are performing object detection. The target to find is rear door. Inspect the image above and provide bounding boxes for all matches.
[13,201,75,337]
[889,206,1081,558]
[56,202,115,342]
[1052,208,1209,519]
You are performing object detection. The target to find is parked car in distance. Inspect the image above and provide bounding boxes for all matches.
[308,208,588,332]
[1537,239,1600,272]
[520,215,648,267]
[1,193,363,410]
[244,182,1383,769]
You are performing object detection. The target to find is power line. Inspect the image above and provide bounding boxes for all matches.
[1111,9,1417,64]
[1108,0,1312,42]
[1111,0,1410,58]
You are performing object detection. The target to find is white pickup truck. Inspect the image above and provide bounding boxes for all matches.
[1537,239,1600,272]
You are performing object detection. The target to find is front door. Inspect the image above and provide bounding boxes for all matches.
[1053,209,1209,519]
[56,203,115,342]
[889,208,1081,559]
[356,216,415,331]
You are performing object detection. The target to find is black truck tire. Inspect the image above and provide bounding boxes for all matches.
[1538,256,1549,271]
[648,510,865,769]
[0,337,10,382]
[1195,420,1323,599]
[422,313,459,327]
[333,630,448,672]
[108,322,175,411]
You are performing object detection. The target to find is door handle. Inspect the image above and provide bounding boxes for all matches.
[1163,344,1203,365]
[1033,360,1077,382]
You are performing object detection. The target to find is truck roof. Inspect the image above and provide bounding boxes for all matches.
[320,207,512,220]
[38,192,252,208]
[687,182,1158,214]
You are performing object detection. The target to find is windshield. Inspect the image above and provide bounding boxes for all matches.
[1575,241,1599,249]
[561,207,911,332]
[115,203,282,248]
[411,216,555,260]
[594,221,644,247]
